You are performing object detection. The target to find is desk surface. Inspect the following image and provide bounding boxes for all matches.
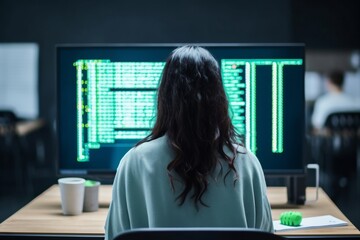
[0,186,359,237]
[16,119,45,136]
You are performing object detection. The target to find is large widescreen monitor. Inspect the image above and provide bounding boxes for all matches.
[57,44,305,177]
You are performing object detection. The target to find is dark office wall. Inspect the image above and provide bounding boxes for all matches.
[0,0,292,122]
[0,0,359,162]
[291,0,360,49]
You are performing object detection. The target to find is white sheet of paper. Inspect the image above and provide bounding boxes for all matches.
[274,215,348,232]
[0,43,39,119]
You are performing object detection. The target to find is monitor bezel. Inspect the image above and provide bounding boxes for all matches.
[55,43,306,178]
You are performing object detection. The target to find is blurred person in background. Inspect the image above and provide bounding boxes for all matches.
[311,71,358,130]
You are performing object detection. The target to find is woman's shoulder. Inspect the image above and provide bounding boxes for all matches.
[133,135,170,157]
[229,144,264,173]
[119,135,172,169]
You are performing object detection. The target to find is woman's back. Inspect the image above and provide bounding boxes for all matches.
[105,135,273,239]
[105,46,273,240]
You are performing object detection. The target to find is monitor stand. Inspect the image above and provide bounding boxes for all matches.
[286,175,306,205]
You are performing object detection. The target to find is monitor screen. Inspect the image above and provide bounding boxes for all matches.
[57,44,305,176]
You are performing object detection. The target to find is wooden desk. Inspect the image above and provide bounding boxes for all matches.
[0,186,359,239]
[0,119,44,136]
[16,119,45,136]
[269,187,359,236]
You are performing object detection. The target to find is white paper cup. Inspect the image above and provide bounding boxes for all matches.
[58,177,85,215]
[83,180,101,212]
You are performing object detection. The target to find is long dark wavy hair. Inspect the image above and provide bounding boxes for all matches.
[137,45,243,208]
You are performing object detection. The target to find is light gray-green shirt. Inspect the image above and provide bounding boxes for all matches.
[105,136,273,240]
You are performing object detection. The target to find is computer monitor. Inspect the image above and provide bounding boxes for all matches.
[56,44,305,178]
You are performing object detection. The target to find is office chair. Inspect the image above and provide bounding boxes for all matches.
[324,111,360,132]
[0,110,24,193]
[0,110,19,162]
[322,111,360,194]
[113,228,285,240]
